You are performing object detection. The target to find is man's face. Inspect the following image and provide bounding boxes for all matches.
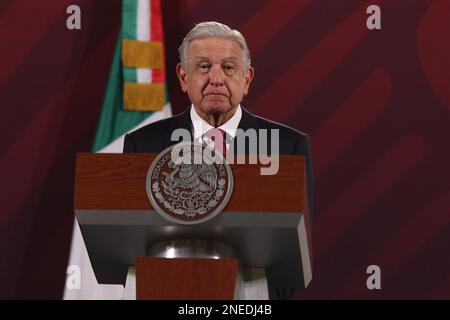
[176,37,254,119]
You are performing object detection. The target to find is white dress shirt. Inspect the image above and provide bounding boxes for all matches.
[190,104,242,151]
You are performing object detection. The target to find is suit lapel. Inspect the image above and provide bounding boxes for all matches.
[162,107,193,149]
[231,107,261,154]
[237,107,259,131]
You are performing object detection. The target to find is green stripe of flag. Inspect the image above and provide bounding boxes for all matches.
[123,67,137,82]
[122,0,138,83]
[122,0,137,39]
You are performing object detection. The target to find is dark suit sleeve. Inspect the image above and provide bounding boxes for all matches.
[293,134,314,224]
[123,134,136,153]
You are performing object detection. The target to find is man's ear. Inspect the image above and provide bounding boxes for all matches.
[243,66,255,95]
[176,63,188,92]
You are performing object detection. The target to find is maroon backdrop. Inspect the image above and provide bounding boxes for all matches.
[0,0,449,299]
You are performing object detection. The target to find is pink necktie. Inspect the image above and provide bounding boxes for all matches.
[206,128,226,157]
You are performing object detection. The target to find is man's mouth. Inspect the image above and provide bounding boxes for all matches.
[200,89,232,104]
[203,93,229,98]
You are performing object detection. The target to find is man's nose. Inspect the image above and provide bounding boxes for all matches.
[208,65,225,87]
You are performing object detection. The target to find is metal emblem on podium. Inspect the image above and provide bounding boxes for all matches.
[146,142,233,225]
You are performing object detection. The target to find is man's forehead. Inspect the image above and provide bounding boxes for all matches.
[188,37,243,56]
[193,55,239,62]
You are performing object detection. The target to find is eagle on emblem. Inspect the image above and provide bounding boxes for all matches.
[163,161,218,193]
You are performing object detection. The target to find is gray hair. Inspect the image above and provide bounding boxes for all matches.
[178,21,251,72]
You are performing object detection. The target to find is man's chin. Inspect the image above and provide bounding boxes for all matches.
[203,103,234,115]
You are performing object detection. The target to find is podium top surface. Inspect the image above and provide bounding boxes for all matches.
[74,153,307,214]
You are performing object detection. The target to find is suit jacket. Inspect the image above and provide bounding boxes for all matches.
[124,106,314,212]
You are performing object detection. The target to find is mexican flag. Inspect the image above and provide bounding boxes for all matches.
[64,0,171,299]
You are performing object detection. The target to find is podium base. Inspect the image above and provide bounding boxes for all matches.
[122,239,268,300]
[123,265,268,300]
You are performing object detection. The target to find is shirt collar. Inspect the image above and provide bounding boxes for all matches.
[190,104,242,140]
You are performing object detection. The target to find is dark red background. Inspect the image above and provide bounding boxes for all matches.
[0,0,449,299]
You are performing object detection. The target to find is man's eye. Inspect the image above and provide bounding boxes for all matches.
[223,64,236,74]
[198,64,210,72]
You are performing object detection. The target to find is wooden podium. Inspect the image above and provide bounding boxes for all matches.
[74,153,313,299]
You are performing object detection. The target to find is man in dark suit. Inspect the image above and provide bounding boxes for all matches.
[124,21,313,209]
[123,21,314,299]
